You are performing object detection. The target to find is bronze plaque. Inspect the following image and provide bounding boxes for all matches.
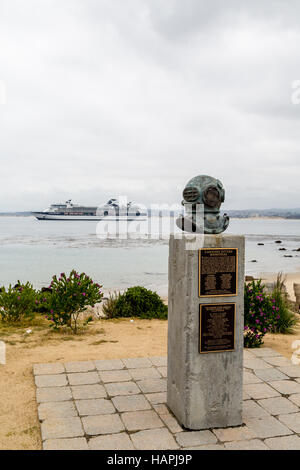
[199,248,238,297]
[199,303,235,353]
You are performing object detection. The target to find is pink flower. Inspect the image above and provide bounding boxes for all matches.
[82,292,86,296]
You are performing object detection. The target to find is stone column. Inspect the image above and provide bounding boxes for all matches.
[167,233,245,430]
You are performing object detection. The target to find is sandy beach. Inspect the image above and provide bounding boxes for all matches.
[260,272,300,302]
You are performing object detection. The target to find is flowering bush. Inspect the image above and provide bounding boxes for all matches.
[244,279,280,347]
[0,281,37,323]
[45,270,103,333]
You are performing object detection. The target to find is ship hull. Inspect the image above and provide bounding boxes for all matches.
[32,212,147,221]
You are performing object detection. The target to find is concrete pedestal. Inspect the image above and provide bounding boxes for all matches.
[167,234,245,430]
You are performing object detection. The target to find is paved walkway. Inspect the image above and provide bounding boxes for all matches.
[33,348,300,450]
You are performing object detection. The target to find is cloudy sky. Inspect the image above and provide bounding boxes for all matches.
[0,0,300,211]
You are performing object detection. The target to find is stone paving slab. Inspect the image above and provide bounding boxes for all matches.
[244,382,280,399]
[244,357,273,370]
[213,426,256,442]
[88,433,135,450]
[175,430,217,447]
[251,348,282,358]
[38,401,77,420]
[137,378,167,393]
[289,394,300,407]
[258,397,299,416]
[43,437,89,450]
[278,412,300,433]
[242,400,269,419]
[41,417,84,440]
[149,356,167,367]
[131,428,179,450]
[121,410,164,431]
[34,363,65,375]
[243,371,262,384]
[82,414,125,436]
[94,359,124,371]
[75,398,115,416]
[67,372,100,386]
[35,374,68,388]
[154,405,183,433]
[244,416,292,439]
[264,435,300,450]
[112,394,151,412]
[254,368,289,382]
[269,380,300,395]
[224,439,269,450]
[105,381,140,397]
[33,349,300,450]
[129,367,161,380]
[36,386,72,403]
[71,384,107,399]
[278,366,300,378]
[145,392,167,404]
[123,357,152,369]
[99,370,131,383]
[65,361,96,373]
[264,356,292,367]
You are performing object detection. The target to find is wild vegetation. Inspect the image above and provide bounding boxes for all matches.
[244,273,298,347]
[0,274,167,335]
[0,271,297,344]
[102,286,168,320]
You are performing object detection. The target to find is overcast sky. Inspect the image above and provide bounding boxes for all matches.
[0,0,300,211]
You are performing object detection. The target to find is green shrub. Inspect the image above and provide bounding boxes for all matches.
[270,273,298,334]
[104,286,168,320]
[0,281,37,323]
[45,270,103,333]
[244,279,280,347]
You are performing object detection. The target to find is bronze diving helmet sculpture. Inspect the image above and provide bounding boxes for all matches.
[176,175,229,234]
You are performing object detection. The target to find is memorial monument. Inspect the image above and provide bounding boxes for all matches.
[167,175,244,430]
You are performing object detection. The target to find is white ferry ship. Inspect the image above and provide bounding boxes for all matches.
[32,199,147,221]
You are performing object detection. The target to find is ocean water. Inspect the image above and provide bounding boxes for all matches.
[0,216,299,295]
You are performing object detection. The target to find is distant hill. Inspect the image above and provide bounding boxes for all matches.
[0,211,32,216]
[223,209,300,219]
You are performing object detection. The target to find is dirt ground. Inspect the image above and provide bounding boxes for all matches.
[0,318,168,450]
[1,312,300,450]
